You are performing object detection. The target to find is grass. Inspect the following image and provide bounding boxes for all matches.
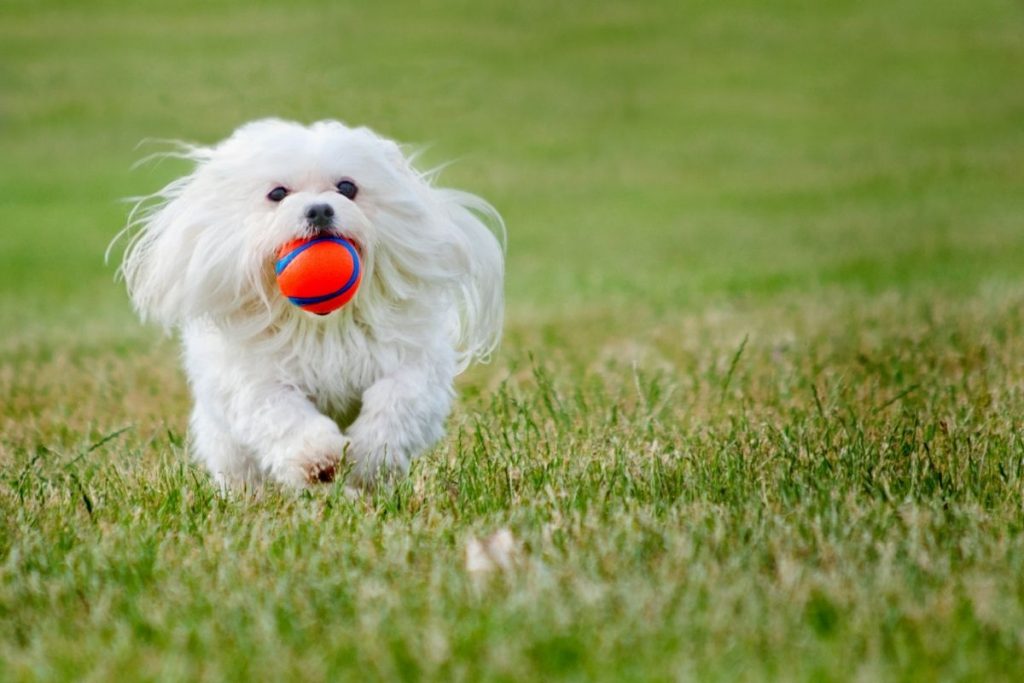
[2,0,1024,679]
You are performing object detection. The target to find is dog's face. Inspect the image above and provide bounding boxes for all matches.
[209,120,421,266]
[118,118,504,364]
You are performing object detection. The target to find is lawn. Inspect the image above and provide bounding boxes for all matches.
[2,0,1024,679]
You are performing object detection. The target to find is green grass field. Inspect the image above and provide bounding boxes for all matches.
[3,0,1024,679]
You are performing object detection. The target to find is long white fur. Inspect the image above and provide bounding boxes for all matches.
[115,119,505,489]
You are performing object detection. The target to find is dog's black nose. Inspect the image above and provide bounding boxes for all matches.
[305,203,335,227]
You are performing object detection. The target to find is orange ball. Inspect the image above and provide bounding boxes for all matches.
[274,235,362,315]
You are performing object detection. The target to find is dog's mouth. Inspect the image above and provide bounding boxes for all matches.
[309,228,362,256]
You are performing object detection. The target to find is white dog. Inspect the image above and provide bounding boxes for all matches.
[115,119,504,489]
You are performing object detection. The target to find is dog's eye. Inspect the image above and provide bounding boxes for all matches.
[267,186,289,202]
[336,180,358,200]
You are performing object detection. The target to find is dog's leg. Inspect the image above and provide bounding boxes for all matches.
[345,363,454,488]
[190,403,260,490]
[236,384,349,488]
[192,383,347,489]
[185,329,348,489]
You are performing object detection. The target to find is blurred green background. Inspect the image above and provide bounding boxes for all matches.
[4,2,1024,679]
[2,0,1021,328]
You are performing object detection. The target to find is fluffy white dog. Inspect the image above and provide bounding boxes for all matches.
[116,119,504,489]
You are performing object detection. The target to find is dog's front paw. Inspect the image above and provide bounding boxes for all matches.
[303,450,341,485]
[270,424,349,489]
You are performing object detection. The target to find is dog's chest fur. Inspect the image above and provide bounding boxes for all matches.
[278,321,400,421]
[184,316,401,417]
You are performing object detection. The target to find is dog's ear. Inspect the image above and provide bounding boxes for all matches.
[118,176,201,328]
[433,187,505,371]
[116,145,258,329]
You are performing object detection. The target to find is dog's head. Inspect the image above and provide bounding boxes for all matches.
[116,119,504,367]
